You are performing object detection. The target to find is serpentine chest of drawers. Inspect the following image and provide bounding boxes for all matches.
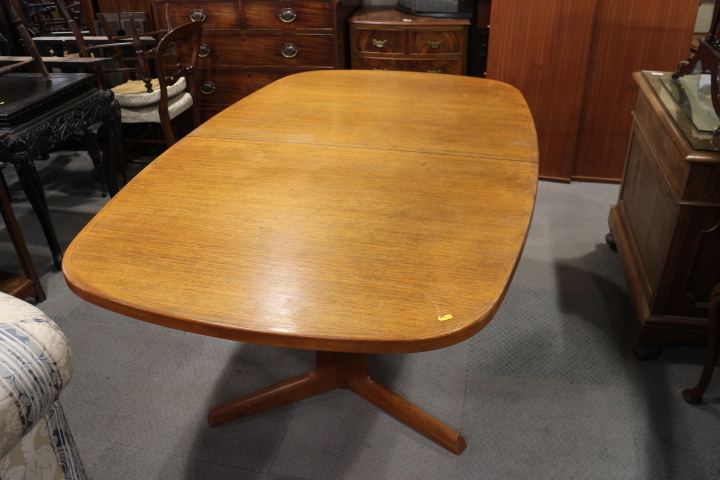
[348,6,469,75]
[153,0,360,120]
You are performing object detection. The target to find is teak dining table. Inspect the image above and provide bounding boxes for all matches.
[62,70,538,455]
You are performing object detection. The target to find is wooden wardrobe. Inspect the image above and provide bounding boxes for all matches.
[486,0,699,182]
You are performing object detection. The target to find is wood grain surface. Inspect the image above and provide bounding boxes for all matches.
[63,70,538,354]
[572,0,697,182]
[486,0,596,181]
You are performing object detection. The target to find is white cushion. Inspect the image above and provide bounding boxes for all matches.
[120,91,194,124]
[112,77,187,107]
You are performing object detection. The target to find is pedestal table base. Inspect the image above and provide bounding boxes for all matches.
[207,351,467,455]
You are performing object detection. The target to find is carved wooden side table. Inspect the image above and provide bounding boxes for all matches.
[0,73,120,269]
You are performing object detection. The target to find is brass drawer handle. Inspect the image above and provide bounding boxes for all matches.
[426,69,443,73]
[200,81,216,94]
[198,43,210,57]
[278,8,297,23]
[190,9,206,22]
[427,40,443,49]
[372,67,387,70]
[372,39,387,48]
[281,44,298,58]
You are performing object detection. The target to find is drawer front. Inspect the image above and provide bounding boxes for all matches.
[157,2,240,30]
[409,29,464,55]
[196,69,310,106]
[353,28,404,54]
[195,34,334,67]
[244,1,333,30]
[356,57,463,75]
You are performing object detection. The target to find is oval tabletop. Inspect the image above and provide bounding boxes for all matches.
[63,70,538,354]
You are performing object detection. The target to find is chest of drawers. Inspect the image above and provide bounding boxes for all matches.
[348,7,469,76]
[153,0,360,120]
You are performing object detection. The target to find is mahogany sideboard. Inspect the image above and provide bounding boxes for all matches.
[348,7,469,75]
[152,0,360,121]
[608,71,720,358]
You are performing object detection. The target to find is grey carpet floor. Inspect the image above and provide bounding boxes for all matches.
[0,150,718,479]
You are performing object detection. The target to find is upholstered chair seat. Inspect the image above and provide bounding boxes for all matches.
[0,292,86,480]
[119,92,193,124]
[111,77,187,107]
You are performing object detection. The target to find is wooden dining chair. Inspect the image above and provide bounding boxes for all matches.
[113,20,201,136]
[112,20,202,182]
[69,14,201,182]
[67,12,163,90]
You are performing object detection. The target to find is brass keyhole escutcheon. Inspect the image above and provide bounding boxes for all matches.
[428,41,442,49]
[281,44,298,58]
[372,39,387,48]
[279,8,297,22]
[426,69,442,74]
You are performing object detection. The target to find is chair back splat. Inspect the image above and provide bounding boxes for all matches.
[154,20,203,147]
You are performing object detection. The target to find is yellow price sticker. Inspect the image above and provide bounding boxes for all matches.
[438,314,453,321]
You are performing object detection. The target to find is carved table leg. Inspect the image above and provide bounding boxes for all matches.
[101,97,121,197]
[13,152,62,269]
[208,351,467,455]
[81,126,107,198]
[683,283,720,403]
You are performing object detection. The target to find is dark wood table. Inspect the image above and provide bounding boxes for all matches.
[0,72,120,269]
[63,70,538,454]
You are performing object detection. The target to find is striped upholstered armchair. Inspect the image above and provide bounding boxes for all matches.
[0,292,86,479]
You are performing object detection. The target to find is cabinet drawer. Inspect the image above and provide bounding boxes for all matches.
[196,69,308,106]
[194,34,334,67]
[409,29,464,55]
[156,2,240,30]
[353,29,404,54]
[356,57,463,75]
[244,1,333,30]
